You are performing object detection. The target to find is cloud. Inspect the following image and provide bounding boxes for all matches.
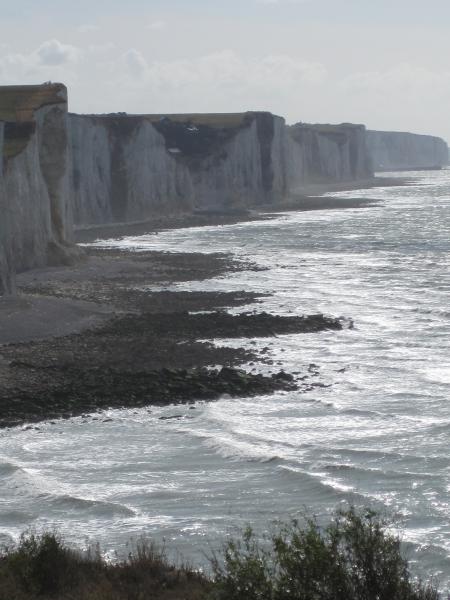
[0,39,82,83]
[36,39,80,66]
[99,48,327,117]
[121,49,148,78]
[341,63,450,95]
[116,49,327,90]
[336,63,450,137]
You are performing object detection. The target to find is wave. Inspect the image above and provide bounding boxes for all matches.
[340,408,394,418]
[175,423,285,464]
[0,461,23,477]
[424,421,450,434]
[44,494,136,517]
[0,509,36,524]
[204,438,282,464]
[410,307,450,318]
[278,464,370,502]
[323,463,436,480]
[330,447,406,460]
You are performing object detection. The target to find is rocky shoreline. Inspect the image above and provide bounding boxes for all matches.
[1,180,416,429]
[0,240,345,428]
[3,182,413,429]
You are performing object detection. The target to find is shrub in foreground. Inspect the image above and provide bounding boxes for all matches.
[0,509,440,599]
[0,533,208,599]
[210,508,439,600]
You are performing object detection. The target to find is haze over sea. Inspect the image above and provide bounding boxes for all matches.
[1,170,450,588]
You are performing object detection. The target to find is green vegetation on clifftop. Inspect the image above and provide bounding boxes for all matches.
[0,84,66,159]
[0,84,66,122]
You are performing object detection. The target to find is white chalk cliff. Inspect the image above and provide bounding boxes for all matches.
[4,83,448,295]
[286,123,373,189]
[69,114,378,229]
[367,130,449,171]
[69,112,289,227]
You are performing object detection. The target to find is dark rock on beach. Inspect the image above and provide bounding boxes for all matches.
[0,366,297,428]
[0,242,350,428]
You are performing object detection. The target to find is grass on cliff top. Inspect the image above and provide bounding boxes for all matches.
[79,112,251,129]
[0,84,66,160]
[76,111,284,131]
[0,508,439,600]
[291,122,364,132]
[142,112,251,129]
[0,84,66,122]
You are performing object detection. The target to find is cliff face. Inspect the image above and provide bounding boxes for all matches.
[286,123,373,188]
[0,122,14,294]
[0,85,379,292]
[71,113,377,228]
[367,131,449,171]
[69,112,288,226]
[69,114,193,225]
[0,84,77,294]
[2,82,449,295]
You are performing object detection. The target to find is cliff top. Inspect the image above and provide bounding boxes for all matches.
[367,130,448,144]
[145,112,253,129]
[68,111,282,162]
[71,111,280,129]
[0,84,67,160]
[288,122,366,147]
[290,122,365,133]
[0,83,67,123]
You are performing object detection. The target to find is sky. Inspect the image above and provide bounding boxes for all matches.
[1,0,449,141]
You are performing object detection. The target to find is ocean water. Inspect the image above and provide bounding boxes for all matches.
[1,170,450,587]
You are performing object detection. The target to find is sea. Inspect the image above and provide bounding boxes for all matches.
[1,169,450,589]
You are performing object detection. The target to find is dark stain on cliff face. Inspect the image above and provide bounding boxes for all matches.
[0,239,15,295]
[348,130,358,179]
[72,167,81,191]
[154,119,228,157]
[152,116,252,171]
[3,121,36,164]
[39,107,68,245]
[99,117,141,222]
[321,131,348,146]
[310,132,322,180]
[110,139,128,222]
[255,113,275,197]
[291,126,325,181]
